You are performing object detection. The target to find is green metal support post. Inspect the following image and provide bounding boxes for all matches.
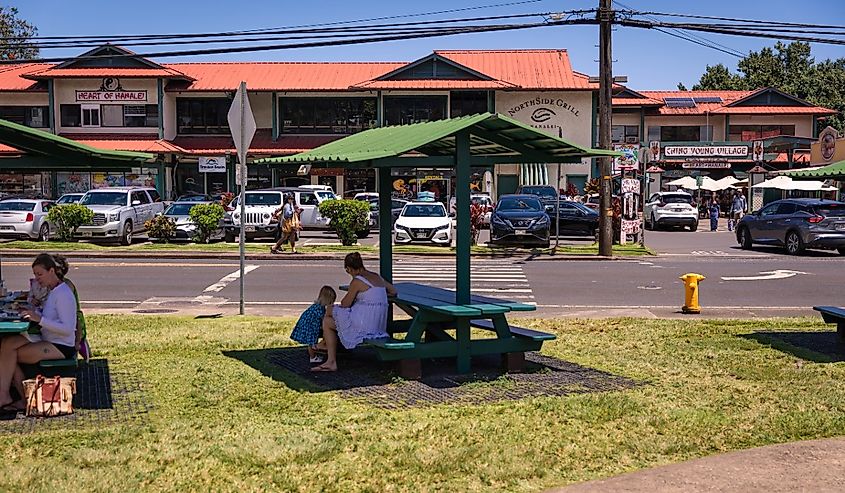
[455,130,472,305]
[157,79,164,139]
[378,166,392,283]
[271,92,278,141]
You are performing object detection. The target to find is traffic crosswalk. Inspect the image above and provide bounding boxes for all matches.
[391,258,536,303]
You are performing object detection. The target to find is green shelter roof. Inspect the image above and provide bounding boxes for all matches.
[256,113,620,166]
[0,118,153,164]
[785,160,845,179]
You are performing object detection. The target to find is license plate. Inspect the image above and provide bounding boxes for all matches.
[835,223,845,231]
[673,209,684,212]
[514,230,527,235]
[244,225,255,232]
[81,231,92,237]
[415,232,427,238]
[0,226,13,230]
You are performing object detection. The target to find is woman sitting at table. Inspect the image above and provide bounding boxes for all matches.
[0,253,77,411]
[313,252,396,372]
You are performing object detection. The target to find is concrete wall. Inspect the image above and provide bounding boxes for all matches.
[0,93,48,105]
[55,78,159,135]
[727,114,813,138]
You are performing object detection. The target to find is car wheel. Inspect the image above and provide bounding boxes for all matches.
[738,227,752,250]
[119,221,133,246]
[650,213,658,231]
[356,229,370,239]
[38,223,50,242]
[785,230,804,255]
[838,247,845,256]
[688,222,698,232]
[224,231,236,243]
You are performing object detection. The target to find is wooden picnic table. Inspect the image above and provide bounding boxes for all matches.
[363,282,555,379]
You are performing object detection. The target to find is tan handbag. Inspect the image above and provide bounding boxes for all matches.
[24,375,76,417]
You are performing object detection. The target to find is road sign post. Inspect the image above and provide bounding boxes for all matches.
[228,81,256,315]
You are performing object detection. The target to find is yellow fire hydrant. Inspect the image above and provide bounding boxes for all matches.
[679,273,705,314]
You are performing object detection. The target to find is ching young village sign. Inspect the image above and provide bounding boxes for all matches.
[663,145,749,157]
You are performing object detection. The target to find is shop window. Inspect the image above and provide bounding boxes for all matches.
[125,105,158,127]
[728,125,795,142]
[611,125,640,143]
[81,104,100,127]
[101,105,124,127]
[56,172,92,195]
[60,105,81,127]
[659,125,712,142]
[176,98,231,134]
[0,106,49,128]
[383,96,447,126]
[280,97,376,134]
[450,91,488,117]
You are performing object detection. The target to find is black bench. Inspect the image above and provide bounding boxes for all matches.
[814,306,845,340]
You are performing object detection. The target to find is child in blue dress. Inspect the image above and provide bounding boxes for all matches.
[290,286,336,363]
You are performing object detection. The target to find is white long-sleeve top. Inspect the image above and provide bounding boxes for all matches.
[36,282,77,347]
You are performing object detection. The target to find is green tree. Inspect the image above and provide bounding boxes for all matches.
[691,64,746,91]
[0,7,38,61]
[188,203,226,243]
[686,42,845,132]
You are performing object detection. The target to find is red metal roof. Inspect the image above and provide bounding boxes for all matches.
[434,50,593,90]
[172,131,340,155]
[24,67,192,81]
[350,79,517,90]
[165,62,403,92]
[639,90,748,115]
[0,63,49,91]
[612,96,662,106]
[711,106,836,115]
[58,133,184,153]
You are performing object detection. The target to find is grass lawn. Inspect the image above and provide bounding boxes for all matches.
[1,240,653,257]
[3,315,842,492]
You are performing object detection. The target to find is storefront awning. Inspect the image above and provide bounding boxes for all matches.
[785,160,845,180]
[0,118,153,168]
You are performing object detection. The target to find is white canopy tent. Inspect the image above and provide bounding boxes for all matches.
[665,176,719,191]
[750,175,837,191]
[701,177,742,191]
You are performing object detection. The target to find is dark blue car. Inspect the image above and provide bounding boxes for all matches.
[489,194,550,248]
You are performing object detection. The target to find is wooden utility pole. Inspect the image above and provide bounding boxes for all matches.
[597,0,614,256]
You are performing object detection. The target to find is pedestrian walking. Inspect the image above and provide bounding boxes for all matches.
[728,189,747,232]
[709,198,721,232]
[270,194,302,254]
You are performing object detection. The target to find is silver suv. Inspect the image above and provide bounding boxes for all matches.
[736,198,845,255]
[76,187,164,245]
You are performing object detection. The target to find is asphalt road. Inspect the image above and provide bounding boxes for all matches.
[0,249,838,319]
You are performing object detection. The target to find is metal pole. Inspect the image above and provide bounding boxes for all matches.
[597,0,614,257]
[555,163,561,251]
[238,82,246,316]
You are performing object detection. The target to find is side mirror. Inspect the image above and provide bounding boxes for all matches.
[132,200,141,206]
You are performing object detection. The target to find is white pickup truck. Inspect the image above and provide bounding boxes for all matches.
[76,187,165,245]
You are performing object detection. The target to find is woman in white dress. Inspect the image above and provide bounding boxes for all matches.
[313,252,396,372]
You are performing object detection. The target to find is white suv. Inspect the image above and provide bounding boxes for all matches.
[645,191,698,231]
[77,187,165,245]
[225,187,357,241]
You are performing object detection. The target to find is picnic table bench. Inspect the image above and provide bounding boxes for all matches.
[361,282,555,379]
[814,306,845,340]
[0,321,78,375]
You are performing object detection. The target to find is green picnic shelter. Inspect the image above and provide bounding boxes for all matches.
[258,113,619,375]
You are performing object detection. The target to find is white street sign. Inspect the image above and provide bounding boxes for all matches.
[721,270,808,281]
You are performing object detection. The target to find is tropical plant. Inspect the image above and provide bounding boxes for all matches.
[470,203,485,245]
[46,204,93,241]
[144,215,176,243]
[318,199,370,246]
[583,178,600,196]
[188,203,225,243]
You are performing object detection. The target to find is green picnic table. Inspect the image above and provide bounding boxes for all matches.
[364,282,555,379]
[0,321,29,334]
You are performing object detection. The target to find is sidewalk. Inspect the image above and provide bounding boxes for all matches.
[551,437,845,492]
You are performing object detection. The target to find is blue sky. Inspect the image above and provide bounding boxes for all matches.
[10,0,845,90]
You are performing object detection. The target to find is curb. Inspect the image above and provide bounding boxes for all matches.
[0,248,640,261]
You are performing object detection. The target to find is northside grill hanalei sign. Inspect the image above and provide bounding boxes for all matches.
[663,145,749,158]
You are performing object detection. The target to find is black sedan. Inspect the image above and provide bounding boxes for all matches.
[550,201,599,236]
[489,194,550,248]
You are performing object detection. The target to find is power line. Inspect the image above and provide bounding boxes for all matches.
[638,11,845,30]
[626,20,845,46]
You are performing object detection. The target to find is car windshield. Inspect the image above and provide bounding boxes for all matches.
[244,193,282,206]
[520,187,556,198]
[815,204,845,217]
[573,203,597,214]
[662,195,692,204]
[178,195,209,202]
[472,196,492,206]
[57,195,81,204]
[402,204,446,217]
[81,192,127,206]
[165,204,196,216]
[498,198,543,211]
[316,191,337,201]
[0,202,35,211]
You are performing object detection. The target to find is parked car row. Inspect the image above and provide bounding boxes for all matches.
[736,198,845,255]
